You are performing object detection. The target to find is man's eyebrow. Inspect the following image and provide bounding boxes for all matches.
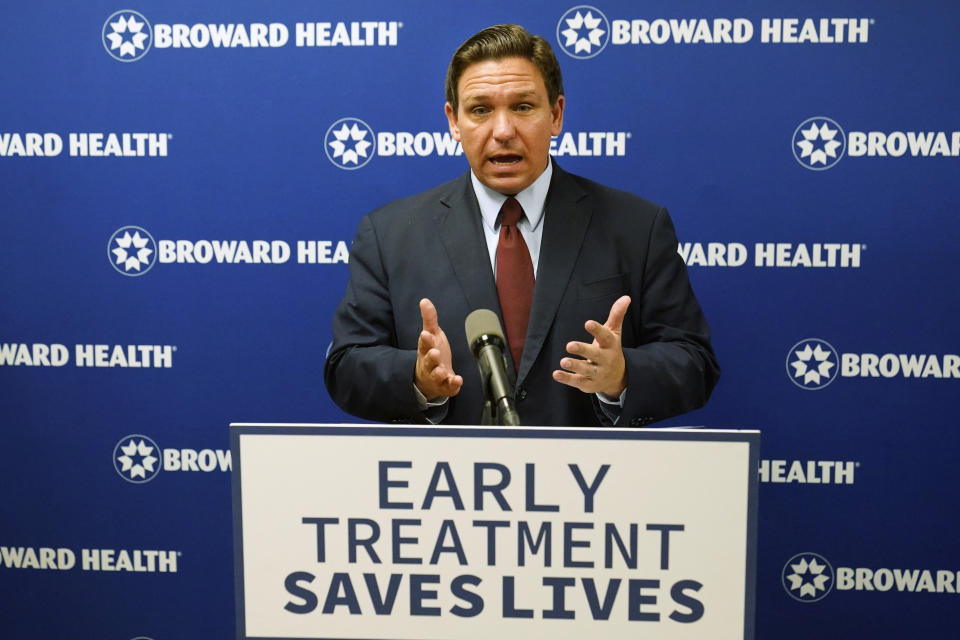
[462,90,538,103]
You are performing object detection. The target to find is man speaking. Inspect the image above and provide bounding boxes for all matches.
[324,24,719,427]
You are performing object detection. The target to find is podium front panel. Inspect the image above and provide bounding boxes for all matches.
[231,424,759,640]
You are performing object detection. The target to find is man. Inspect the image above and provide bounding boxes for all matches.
[325,24,719,427]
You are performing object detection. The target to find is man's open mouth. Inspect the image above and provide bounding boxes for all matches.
[489,154,522,165]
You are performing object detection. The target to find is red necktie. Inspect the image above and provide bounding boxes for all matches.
[496,197,534,372]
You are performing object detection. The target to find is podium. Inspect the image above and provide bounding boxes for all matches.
[231,424,758,639]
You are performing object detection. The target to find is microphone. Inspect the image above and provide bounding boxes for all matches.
[465,309,521,426]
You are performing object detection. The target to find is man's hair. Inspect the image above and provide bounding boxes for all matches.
[445,24,564,113]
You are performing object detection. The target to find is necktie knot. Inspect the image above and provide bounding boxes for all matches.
[500,197,524,228]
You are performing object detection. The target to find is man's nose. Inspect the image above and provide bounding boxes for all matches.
[491,110,516,141]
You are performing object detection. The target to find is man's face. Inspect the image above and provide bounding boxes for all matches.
[445,56,564,195]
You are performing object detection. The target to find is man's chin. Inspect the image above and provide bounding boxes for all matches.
[478,169,534,195]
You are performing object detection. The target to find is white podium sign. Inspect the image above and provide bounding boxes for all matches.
[231,424,758,640]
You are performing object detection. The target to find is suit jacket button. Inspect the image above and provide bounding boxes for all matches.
[517,388,527,401]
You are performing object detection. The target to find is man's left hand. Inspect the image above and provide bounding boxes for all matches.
[552,295,631,397]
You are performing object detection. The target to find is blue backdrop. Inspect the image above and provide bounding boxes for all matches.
[2,1,958,638]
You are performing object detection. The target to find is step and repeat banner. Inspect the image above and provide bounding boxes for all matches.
[1,1,957,638]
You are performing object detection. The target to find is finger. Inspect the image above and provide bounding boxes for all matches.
[427,365,462,397]
[604,295,631,332]
[441,374,463,396]
[422,347,446,373]
[584,320,618,350]
[552,369,591,392]
[418,329,437,356]
[560,357,595,378]
[566,340,601,364]
[420,298,439,334]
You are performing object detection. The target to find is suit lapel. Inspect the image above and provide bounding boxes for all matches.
[437,173,500,316]
[518,164,591,383]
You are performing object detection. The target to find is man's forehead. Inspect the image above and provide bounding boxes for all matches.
[460,85,540,103]
[457,57,547,100]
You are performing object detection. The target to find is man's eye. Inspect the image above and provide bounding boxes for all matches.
[471,106,489,116]
[515,104,533,112]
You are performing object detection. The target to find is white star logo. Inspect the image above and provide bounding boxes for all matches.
[783,553,834,602]
[329,124,372,165]
[796,123,842,165]
[113,435,162,483]
[102,11,152,62]
[108,226,157,276]
[791,344,835,385]
[562,11,605,53]
[556,6,610,59]
[786,339,839,389]
[112,231,153,272]
[117,439,158,479]
[792,117,846,170]
[106,15,148,58]
[324,118,376,170]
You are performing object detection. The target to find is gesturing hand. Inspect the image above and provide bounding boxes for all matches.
[414,298,463,400]
[552,295,631,398]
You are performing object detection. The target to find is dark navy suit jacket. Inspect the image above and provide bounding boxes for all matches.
[324,162,719,427]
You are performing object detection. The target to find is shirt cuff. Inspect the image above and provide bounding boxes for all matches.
[595,387,627,426]
[596,387,627,407]
[413,383,450,409]
[413,384,450,425]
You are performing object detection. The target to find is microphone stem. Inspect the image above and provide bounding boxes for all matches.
[497,398,521,426]
[476,344,520,426]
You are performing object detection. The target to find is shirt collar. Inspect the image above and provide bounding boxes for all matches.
[471,161,552,232]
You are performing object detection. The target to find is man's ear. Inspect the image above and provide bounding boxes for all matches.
[550,95,565,137]
[444,102,461,141]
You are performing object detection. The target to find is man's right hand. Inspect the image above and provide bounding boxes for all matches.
[415,298,463,400]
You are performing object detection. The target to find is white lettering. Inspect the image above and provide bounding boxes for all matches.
[0,343,69,366]
[158,239,291,264]
[837,567,855,590]
[761,18,869,44]
[296,240,350,264]
[754,243,861,268]
[69,133,167,157]
[164,448,231,472]
[848,131,959,158]
[0,132,63,157]
[759,460,855,484]
[155,23,288,48]
[295,21,399,47]
[0,547,75,570]
[81,549,178,573]
[72,345,173,368]
[613,18,752,44]
[834,461,856,484]
[841,353,959,379]
[550,132,629,157]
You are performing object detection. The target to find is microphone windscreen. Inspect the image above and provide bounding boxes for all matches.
[465,308,504,350]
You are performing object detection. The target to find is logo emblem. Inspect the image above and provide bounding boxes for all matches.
[787,338,840,390]
[793,117,846,170]
[108,226,157,276]
[782,552,834,602]
[114,435,161,483]
[325,117,376,170]
[102,10,153,62]
[556,6,610,59]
